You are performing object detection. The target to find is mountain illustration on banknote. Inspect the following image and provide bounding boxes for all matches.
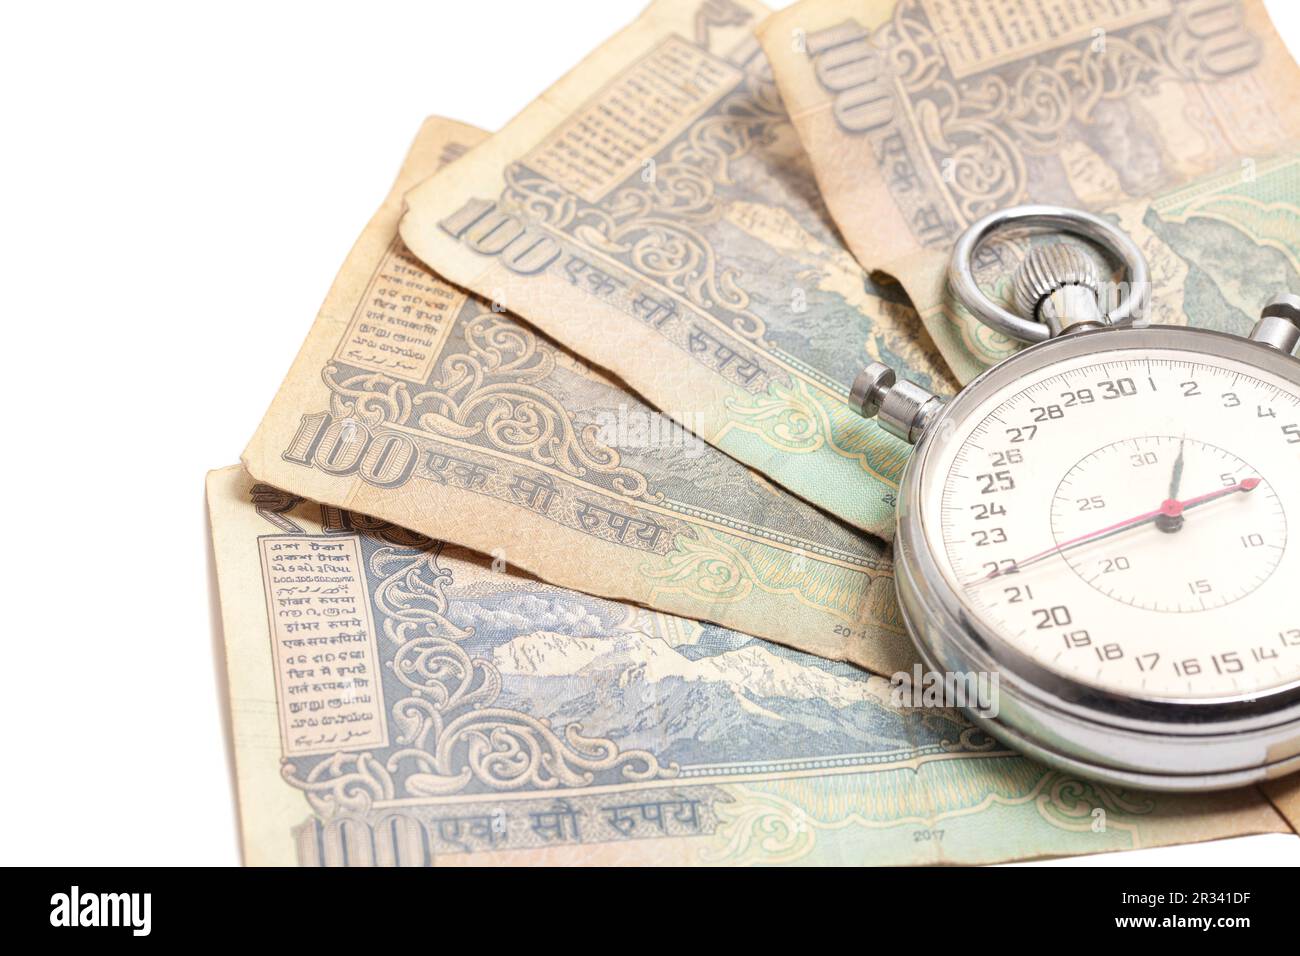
[458,607,962,767]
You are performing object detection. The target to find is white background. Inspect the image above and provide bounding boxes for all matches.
[2,0,1298,866]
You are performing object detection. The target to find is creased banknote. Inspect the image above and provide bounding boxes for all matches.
[397,0,957,540]
[757,0,1300,380]
[242,115,916,676]
[207,464,1291,865]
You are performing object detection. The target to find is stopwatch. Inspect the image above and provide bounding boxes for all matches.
[853,204,1300,791]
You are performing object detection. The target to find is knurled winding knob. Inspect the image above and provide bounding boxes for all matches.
[1011,243,1105,335]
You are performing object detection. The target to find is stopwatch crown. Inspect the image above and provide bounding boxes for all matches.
[1011,243,1106,336]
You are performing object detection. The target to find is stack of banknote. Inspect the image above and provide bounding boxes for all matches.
[208,0,1300,865]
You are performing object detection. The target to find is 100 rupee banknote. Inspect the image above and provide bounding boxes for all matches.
[756,0,1300,380]
[207,464,1291,865]
[243,115,915,676]
[397,0,957,541]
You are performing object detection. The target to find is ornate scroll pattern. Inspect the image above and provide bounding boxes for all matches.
[391,710,666,797]
[876,0,1263,221]
[642,526,756,606]
[705,789,817,865]
[370,545,474,648]
[643,524,901,626]
[282,753,396,817]
[724,376,910,482]
[723,376,831,455]
[422,314,652,498]
[938,726,1002,754]
[280,528,675,817]
[1034,773,1157,833]
[325,310,655,501]
[503,68,790,343]
[322,367,414,429]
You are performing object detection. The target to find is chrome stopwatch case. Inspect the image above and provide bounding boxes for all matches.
[853,204,1300,791]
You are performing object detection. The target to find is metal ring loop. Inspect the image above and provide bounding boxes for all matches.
[947,204,1150,344]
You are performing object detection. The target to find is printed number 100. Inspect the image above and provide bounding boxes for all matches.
[282,412,419,488]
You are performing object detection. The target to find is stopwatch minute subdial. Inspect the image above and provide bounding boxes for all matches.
[1043,436,1286,612]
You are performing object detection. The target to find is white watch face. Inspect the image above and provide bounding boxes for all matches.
[921,345,1300,700]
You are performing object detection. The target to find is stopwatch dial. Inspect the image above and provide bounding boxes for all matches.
[926,350,1300,699]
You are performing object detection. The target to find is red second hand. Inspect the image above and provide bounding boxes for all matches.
[985,477,1261,580]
